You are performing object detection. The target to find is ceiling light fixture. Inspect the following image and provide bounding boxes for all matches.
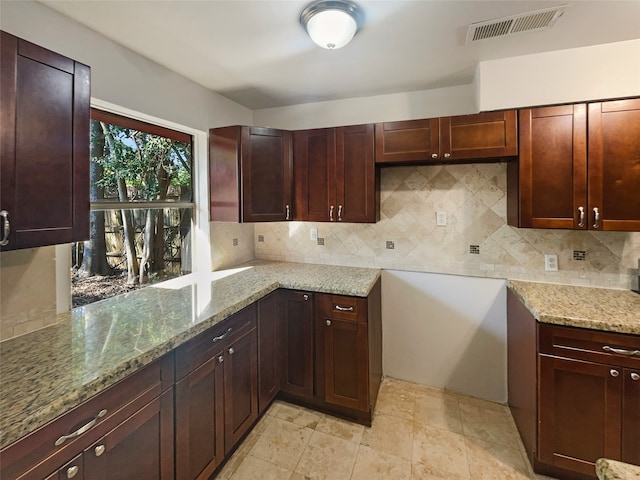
[300,0,364,50]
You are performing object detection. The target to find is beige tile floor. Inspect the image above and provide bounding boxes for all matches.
[215,377,559,480]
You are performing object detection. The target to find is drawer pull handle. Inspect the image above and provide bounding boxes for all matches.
[610,369,619,377]
[335,305,354,312]
[95,444,106,457]
[0,210,9,246]
[603,346,640,357]
[55,409,107,446]
[631,373,640,381]
[66,465,79,479]
[212,327,232,343]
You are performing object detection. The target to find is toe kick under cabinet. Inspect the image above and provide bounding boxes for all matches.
[507,289,640,480]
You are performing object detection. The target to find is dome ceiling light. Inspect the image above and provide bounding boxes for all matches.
[300,0,364,50]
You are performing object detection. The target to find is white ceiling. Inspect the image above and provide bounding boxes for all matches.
[41,0,640,110]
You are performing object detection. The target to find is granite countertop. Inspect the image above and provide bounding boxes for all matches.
[596,458,640,479]
[0,260,380,449]
[508,280,640,335]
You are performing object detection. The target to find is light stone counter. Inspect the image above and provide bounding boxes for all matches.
[0,260,380,449]
[596,458,640,479]
[508,280,640,335]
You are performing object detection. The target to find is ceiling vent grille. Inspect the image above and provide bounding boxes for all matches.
[466,5,567,43]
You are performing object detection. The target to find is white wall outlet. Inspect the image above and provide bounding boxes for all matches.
[544,254,558,272]
[436,211,447,226]
[310,228,318,241]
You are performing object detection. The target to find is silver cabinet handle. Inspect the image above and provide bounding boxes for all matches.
[285,204,290,221]
[67,465,79,479]
[335,305,354,312]
[443,153,451,159]
[228,347,235,355]
[431,153,438,159]
[55,409,107,446]
[217,355,224,363]
[338,205,343,222]
[95,444,106,457]
[326,320,331,326]
[0,210,9,246]
[603,346,640,356]
[329,205,334,222]
[631,373,640,381]
[610,369,619,377]
[212,327,232,343]
[593,207,600,229]
[303,294,309,301]
[578,206,585,228]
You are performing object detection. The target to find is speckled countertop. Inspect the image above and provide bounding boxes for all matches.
[596,458,640,479]
[508,280,640,335]
[0,260,380,449]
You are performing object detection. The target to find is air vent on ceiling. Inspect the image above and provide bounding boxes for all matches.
[466,5,567,44]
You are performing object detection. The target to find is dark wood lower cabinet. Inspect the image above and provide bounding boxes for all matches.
[508,289,640,480]
[257,291,280,413]
[280,290,314,399]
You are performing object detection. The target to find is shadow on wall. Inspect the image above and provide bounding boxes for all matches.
[381,269,507,403]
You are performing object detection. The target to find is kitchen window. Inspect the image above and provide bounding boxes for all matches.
[71,108,194,307]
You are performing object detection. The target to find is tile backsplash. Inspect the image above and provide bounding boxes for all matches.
[255,164,640,290]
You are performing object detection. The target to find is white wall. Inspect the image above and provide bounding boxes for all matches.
[476,39,640,111]
[0,0,252,131]
[254,84,476,129]
[382,270,507,403]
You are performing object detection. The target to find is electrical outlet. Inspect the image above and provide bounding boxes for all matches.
[310,228,318,241]
[436,211,447,226]
[544,254,558,271]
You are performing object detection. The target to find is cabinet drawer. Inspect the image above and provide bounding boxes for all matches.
[320,294,367,322]
[539,323,640,368]
[1,358,167,480]
[175,303,257,380]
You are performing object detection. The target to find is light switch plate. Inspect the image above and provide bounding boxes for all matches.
[436,211,447,226]
[545,254,558,271]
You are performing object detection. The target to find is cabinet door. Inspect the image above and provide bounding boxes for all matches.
[0,31,90,251]
[293,129,336,221]
[588,99,640,231]
[175,356,225,480]
[511,105,587,229]
[223,327,258,454]
[321,316,369,412]
[44,454,84,480]
[335,124,377,223]
[622,368,640,464]
[84,390,174,480]
[440,110,518,161]
[538,354,622,476]
[258,291,280,414]
[280,291,314,399]
[241,127,293,222]
[374,119,439,164]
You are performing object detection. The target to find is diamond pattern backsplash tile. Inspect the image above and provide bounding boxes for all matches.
[255,164,640,289]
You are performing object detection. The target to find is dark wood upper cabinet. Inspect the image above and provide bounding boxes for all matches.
[294,125,377,223]
[209,126,292,222]
[509,98,640,231]
[374,111,517,164]
[0,31,90,251]
[587,99,640,232]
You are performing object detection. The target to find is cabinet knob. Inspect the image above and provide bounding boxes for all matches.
[95,444,105,457]
[228,347,235,355]
[610,369,619,377]
[443,153,451,159]
[578,206,585,228]
[0,210,9,246]
[303,294,309,301]
[632,373,640,381]
[66,466,79,479]
[431,153,438,159]
[326,320,331,326]
[217,355,224,363]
